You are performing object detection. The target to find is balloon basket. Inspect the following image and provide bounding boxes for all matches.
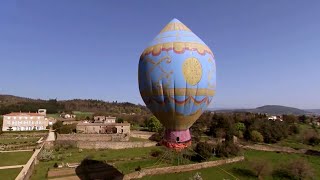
[162,140,192,152]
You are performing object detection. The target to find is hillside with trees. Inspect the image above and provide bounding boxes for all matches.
[214,105,309,115]
[0,94,150,115]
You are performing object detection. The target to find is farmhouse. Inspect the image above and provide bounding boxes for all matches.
[60,113,76,119]
[93,116,116,123]
[2,109,49,131]
[76,122,130,134]
[268,116,283,121]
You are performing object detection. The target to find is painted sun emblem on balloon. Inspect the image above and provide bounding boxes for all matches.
[182,57,202,85]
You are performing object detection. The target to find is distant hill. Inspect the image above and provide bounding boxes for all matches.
[213,105,309,115]
[0,95,43,105]
[0,94,150,115]
[305,109,320,115]
[252,105,307,115]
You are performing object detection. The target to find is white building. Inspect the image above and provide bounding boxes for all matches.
[2,110,49,131]
[268,116,283,121]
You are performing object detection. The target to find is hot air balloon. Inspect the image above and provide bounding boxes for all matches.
[138,18,216,150]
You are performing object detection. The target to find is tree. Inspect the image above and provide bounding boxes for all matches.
[215,141,241,158]
[235,122,246,138]
[275,159,314,180]
[145,116,163,132]
[250,130,264,143]
[194,142,213,161]
[235,122,246,132]
[210,114,235,143]
[298,115,308,124]
[59,124,76,134]
[0,116,2,134]
[283,115,298,124]
[116,118,124,123]
[249,159,272,179]
[52,121,63,130]
[52,121,76,134]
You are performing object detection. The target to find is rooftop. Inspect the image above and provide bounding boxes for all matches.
[4,112,45,117]
[77,122,130,126]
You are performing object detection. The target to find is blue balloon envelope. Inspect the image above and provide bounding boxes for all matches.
[138,18,216,149]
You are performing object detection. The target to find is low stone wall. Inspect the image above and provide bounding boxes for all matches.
[16,144,44,180]
[241,144,306,154]
[130,131,154,139]
[56,133,129,142]
[123,156,244,180]
[77,141,157,149]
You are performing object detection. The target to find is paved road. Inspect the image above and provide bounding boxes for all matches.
[0,165,24,170]
[46,130,56,142]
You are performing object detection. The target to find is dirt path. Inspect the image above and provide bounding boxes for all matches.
[0,165,24,170]
[46,130,56,142]
[0,149,33,153]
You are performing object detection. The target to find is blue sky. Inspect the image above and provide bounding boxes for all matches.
[1,1,320,109]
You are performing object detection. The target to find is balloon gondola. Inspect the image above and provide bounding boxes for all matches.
[138,18,216,151]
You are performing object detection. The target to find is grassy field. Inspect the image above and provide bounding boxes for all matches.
[142,150,320,180]
[0,168,22,180]
[1,130,48,135]
[46,114,60,119]
[31,146,166,180]
[0,137,39,145]
[31,141,320,180]
[72,111,94,120]
[0,151,33,166]
[277,123,320,151]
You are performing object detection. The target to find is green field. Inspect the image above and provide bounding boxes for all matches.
[0,151,33,166]
[277,123,320,151]
[0,168,22,180]
[46,114,60,119]
[31,144,320,180]
[72,111,94,120]
[142,150,320,180]
[1,130,48,135]
[31,146,166,180]
[0,137,39,145]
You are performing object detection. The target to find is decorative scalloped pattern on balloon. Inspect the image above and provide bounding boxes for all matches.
[141,42,214,58]
[160,21,192,33]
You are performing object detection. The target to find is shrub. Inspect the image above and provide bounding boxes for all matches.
[38,149,55,162]
[288,125,300,135]
[249,159,272,178]
[150,149,163,157]
[144,116,163,132]
[308,136,320,146]
[215,141,241,158]
[194,142,213,161]
[135,166,141,171]
[53,162,58,168]
[189,172,203,180]
[273,159,314,180]
[250,130,264,143]
[56,154,65,161]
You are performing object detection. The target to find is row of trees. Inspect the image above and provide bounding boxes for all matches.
[204,112,300,144]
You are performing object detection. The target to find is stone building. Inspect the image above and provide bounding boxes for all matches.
[76,122,130,134]
[93,116,116,123]
[2,110,49,131]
